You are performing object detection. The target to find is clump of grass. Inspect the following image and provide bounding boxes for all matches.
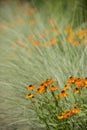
[0,0,87,130]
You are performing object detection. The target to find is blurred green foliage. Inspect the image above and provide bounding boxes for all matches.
[29,0,87,26]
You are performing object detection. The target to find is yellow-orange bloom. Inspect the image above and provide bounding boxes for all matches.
[58,110,72,119]
[73,88,81,94]
[46,79,54,86]
[49,19,55,24]
[67,77,76,84]
[58,114,64,119]
[71,39,79,46]
[78,30,87,39]
[71,107,81,114]
[58,90,68,98]
[65,25,72,34]
[40,79,54,87]
[36,86,46,94]
[64,83,71,90]
[82,38,87,45]
[27,85,35,91]
[58,107,81,119]
[74,78,85,88]
[26,93,34,99]
[50,38,58,45]
[50,86,58,91]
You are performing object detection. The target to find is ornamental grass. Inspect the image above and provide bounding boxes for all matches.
[0,0,87,130]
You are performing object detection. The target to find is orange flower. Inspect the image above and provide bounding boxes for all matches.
[73,88,81,94]
[58,107,81,119]
[78,30,87,39]
[49,19,55,24]
[32,41,41,47]
[58,90,68,98]
[64,83,71,90]
[63,111,72,118]
[58,110,72,119]
[58,113,64,119]
[36,86,46,94]
[40,79,54,87]
[82,38,87,45]
[67,77,76,84]
[50,85,58,91]
[74,78,85,88]
[45,79,54,86]
[66,31,75,43]
[66,37,73,43]
[71,39,79,46]
[69,32,75,39]
[26,93,34,99]
[50,38,58,45]
[29,20,37,25]
[71,107,81,114]
[28,34,35,40]
[27,85,35,91]
[65,25,72,34]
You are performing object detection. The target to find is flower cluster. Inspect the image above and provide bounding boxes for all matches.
[26,77,87,123]
[26,77,87,99]
[58,107,81,119]
[64,77,87,94]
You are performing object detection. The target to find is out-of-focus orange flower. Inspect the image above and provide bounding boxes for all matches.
[58,90,68,98]
[82,38,87,45]
[65,25,72,34]
[50,86,58,91]
[50,38,58,45]
[69,32,75,39]
[28,34,35,40]
[66,37,73,43]
[26,93,34,99]
[20,41,25,48]
[49,19,55,24]
[27,85,35,91]
[78,30,87,39]
[29,20,37,25]
[32,41,41,47]
[71,39,79,46]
